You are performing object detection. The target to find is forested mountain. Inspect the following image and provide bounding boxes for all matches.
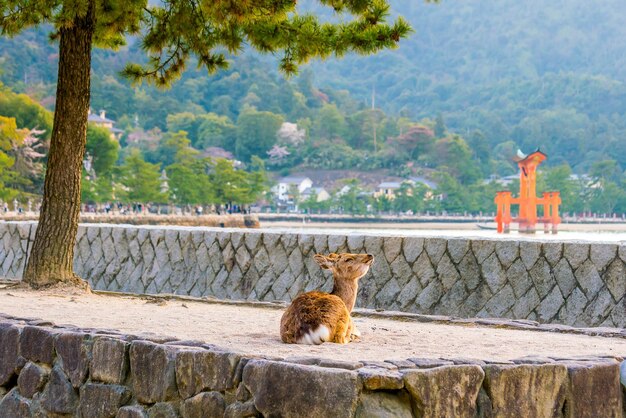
[307,0,626,171]
[1,0,625,214]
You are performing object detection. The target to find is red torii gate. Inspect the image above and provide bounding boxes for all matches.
[494,149,561,234]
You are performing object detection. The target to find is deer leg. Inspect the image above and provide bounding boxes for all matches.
[332,313,351,344]
[348,317,361,341]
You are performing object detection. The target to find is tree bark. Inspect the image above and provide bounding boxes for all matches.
[23,6,95,288]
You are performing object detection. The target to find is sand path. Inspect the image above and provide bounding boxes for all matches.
[1,287,624,363]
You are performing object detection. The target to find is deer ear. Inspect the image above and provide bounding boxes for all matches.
[314,254,334,270]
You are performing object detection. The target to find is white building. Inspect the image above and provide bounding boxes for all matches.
[272,176,313,201]
[302,187,331,202]
[88,109,123,141]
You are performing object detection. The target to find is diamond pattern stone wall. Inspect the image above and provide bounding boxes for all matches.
[1,222,624,328]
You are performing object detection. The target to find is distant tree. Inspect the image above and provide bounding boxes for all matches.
[1,0,412,287]
[86,125,119,176]
[433,135,481,185]
[590,160,622,184]
[392,181,427,213]
[118,149,167,204]
[0,116,22,200]
[236,108,283,163]
[337,179,368,215]
[312,104,347,140]
[435,172,472,213]
[8,127,47,193]
[210,158,251,205]
[247,156,271,204]
[0,87,53,138]
[394,125,435,161]
[434,114,447,138]
[167,159,214,206]
[538,164,578,213]
[197,113,236,151]
[158,131,198,167]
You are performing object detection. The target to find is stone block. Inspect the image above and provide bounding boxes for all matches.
[78,383,131,418]
[557,287,588,325]
[590,244,617,271]
[181,392,226,418]
[223,400,259,418]
[605,259,626,302]
[447,239,469,264]
[0,324,20,386]
[457,283,492,318]
[482,364,568,418]
[403,237,424,264]
[17,362,49,398]
[375,278,402,308]
[20,326,56,365]
[403,365,484,418]
[472,240,495,264]
[0,388,33,417]
[408,358,454,369]
[243,360,359,418]
[520,241,541,269]
[41,366,79,415]
[511,287,540,319]
[415,280,443,311]
[396,278,423,310]
[56,331,91,388]
[564,243,589,270]
[574,260,604,299]
[436,253,460,291]
[117,405,149,418]
[529,258,554,299]
[412,252,436,287]
[346,234,365,253]
[482,253,507,293]
[356,391,413,418]
[457,251,481,290]
[554,258,576,298]
[563,361,622,418]
[383,236,403,263]
[148,402,179,418]
[129,341,178,404]
[328,234,347,253]
[358,368,404,390]
[424,238,447,264]
[484,284,516,317]
[495,241,519,269]
[536,286,565,323]
[175,349,243,399]
[543,242,563,267]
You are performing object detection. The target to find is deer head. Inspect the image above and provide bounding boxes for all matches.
[314,252,374,281]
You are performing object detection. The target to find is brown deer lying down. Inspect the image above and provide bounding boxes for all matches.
[280,253,374,345]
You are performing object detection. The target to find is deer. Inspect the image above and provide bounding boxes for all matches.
[280,252,374,345]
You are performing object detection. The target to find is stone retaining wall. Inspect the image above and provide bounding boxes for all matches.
[1,315,625,417]
[1,222,625,328]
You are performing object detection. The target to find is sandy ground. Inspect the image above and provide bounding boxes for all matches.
[1,286,624,363]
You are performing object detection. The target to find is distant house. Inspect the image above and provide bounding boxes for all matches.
[88,109,123,141]
[374,177,439,200]
[409,176,438,190]
[302,187,331,202]
[374,182,404,199]
[272,176,313,201]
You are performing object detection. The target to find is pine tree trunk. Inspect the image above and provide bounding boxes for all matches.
[23,8,95,288]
